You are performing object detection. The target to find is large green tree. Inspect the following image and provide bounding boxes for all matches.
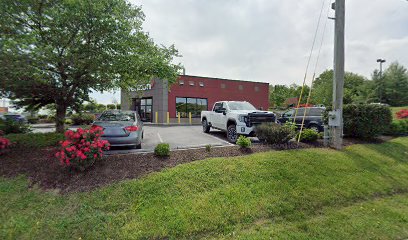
[381,62,408,106]
[312,70,370,106]
[269,84,310,108]
[0,0,181,132]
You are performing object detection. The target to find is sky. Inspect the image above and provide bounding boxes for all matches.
[92,0,408,104]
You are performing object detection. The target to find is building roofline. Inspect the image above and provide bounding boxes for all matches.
[179,74,270,85]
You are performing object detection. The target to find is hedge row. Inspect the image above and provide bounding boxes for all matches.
[324,104,393,139]
[343,104,392,138]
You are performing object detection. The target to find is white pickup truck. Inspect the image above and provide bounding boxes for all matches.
[201,101,276,143]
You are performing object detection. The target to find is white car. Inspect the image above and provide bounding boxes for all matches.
[201,101,276,143]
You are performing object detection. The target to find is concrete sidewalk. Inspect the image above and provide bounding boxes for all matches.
[30,123,55,128]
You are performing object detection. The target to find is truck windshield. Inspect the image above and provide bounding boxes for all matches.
[228,102,257,110]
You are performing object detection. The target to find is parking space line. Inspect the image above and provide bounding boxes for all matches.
[201,132,233,146]
[157,133,163,143]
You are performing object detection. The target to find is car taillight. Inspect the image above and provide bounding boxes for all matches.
[124,126,138,132]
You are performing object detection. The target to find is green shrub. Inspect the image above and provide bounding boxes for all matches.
[284,121,297,132]
[65,119,73,125]
[236,135,251,148]
[386,119,408,136]
[205,144,212,152]
[37,114,48,119]
[255,123,295,145]
[154,143,170,157]
[27,117,39,124]
[343,104,392,139]
[71,113,95,125]
[0,120,31,134]
[38,117,55,124]
[324,104,392,139]
[297,129,319,143]
[6,132,64,148]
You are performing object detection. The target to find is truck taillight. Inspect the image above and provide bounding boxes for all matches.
[124,126,138,132]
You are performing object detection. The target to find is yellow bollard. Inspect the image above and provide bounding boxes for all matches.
[167,112,170,124]
[155,112,158,124]
[178,112,180,124]
[189,112,192,125]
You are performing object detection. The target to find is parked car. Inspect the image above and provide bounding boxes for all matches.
[201,101,276,143]
[0,114,28,123]
[92,110,143,149]
[277,107,325,132]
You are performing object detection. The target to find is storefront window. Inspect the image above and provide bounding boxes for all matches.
[132,97,153,122]
[176,97,207,118]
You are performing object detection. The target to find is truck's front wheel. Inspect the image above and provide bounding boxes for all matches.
[202,119,210,133]
[227,124,238,143]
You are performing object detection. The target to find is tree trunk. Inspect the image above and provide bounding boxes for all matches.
[55,103,67,133]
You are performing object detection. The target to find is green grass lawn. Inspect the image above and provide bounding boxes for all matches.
[1,137,408,239]
[6,132,64,148]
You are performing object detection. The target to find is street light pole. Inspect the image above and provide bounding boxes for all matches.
[376,58,386,103]
[377,59,386,77]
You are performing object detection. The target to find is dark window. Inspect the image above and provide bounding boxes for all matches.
[213,102,222,111]
[221,102,227,110]
[284,110,294,117]
[176,97,208,118]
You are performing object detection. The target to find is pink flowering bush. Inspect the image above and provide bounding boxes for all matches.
[396,109,408,119]
[55,127,110,171]
[0,137,11,154]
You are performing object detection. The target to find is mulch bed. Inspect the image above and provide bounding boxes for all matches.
[0,136,392,194]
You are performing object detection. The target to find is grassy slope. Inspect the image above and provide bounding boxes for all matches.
[1,137,408,239]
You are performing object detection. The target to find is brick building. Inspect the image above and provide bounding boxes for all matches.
[121,75,270,123]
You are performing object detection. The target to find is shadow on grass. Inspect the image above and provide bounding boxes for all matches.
[343,140,408,175]
[364,141,408,163]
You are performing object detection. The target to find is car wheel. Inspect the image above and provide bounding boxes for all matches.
[309,124,320,133]
[202,119,210,133]
[135,143,142,149]
[227,124,238,143]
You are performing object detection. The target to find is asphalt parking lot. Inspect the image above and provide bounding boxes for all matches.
[107,125,233,154]
[32,124,234,154]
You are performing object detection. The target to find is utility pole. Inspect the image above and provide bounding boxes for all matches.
[329,0,345,150]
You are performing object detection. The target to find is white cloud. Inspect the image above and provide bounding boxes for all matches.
[93,0,408,103]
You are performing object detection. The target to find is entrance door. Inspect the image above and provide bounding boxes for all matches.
[132,97,153,122]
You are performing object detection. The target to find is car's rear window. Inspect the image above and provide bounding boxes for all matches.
[98,112,135,121]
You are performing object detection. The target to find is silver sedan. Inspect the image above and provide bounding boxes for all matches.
[92,110,143,149]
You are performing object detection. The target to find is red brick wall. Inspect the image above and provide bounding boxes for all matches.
[168,75,269,117]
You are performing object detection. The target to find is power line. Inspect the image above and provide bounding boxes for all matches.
[293,0,328,122]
